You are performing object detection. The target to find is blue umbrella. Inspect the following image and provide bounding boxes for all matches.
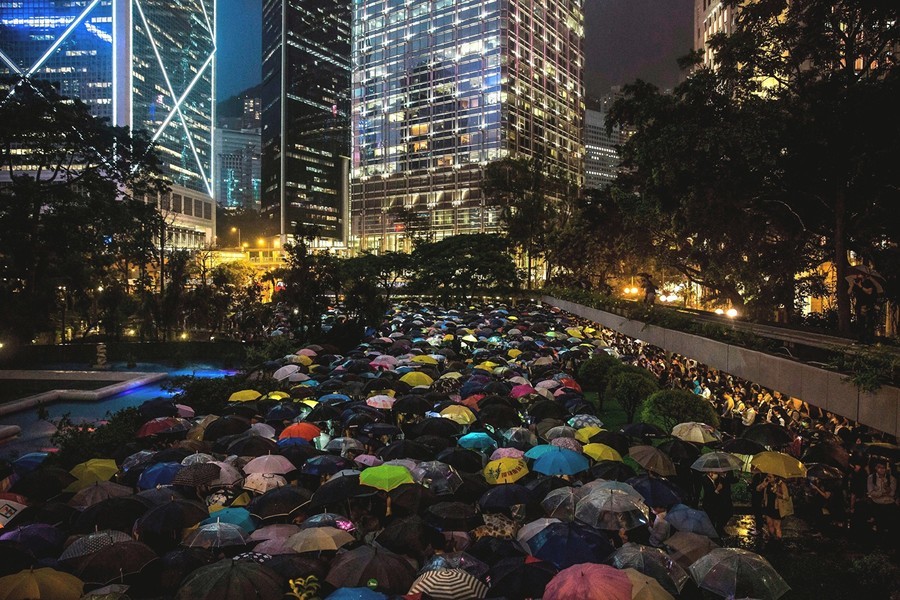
[626,475,684,508]
[325,588,387,600]
[526,521,614,570]
[458,432,498,451]
[137,462,183,490]
[319,393,352,404]
[265,403,301,422]
[202,507,257,533]
[524,445,559,460]
[533,449,590,476]
[666,503,719,538]
[12,452,50,475]
[277,436,311,449]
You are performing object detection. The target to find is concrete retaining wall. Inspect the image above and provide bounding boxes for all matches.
[545,296,900,438]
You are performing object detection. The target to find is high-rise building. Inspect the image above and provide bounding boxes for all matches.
[0,0,216,248]
[261,0,351,245]
[350,0,584,252]
[694,0,738,67]
[214,126,261,211]
[583,90,625,189]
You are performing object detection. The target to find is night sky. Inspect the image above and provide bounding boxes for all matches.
[215,0,694,101]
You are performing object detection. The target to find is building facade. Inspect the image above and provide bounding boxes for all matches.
[214,127,261,211]
[350,0,584,252]
[583,90,625,189]
[0,0,216,248]
[261,0,351,244]
[694,0,738,67]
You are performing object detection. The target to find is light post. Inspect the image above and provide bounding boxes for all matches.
[231,226,241,249]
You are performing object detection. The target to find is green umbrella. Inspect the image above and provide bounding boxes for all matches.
[174,558,283,600]
[359,465,413,492]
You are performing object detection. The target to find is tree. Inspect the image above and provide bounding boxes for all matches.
[707,0,900,332]
[338,251,411,326]
[576,354,623,408]
[605,371,660,424]
[640,389,720,432]
[0,80,167,345]
[406,234,520,302]
[482,158,573,288]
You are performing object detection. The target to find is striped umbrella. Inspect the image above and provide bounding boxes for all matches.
[408,568,489,599]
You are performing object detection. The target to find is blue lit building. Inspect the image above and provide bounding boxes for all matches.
[0,0,217,248]
[351,0,585,252]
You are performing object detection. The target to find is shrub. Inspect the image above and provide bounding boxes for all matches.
[50,407,145,468]
[850,553,899,599]
[163,374,281,417]
[577,353,622,393]
[640,389,720,432]
[604,371,659,424]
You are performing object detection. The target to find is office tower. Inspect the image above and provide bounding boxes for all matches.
[261,0,351,244]
[0,0,217,248]
[214,126,262,211]
[350,0,585,252]
[694,0,738,67]
[583,90,625,189]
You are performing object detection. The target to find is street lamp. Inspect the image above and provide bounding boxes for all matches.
[230,226,241,249]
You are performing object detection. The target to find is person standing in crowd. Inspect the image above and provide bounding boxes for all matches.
[758,474,792,542]
[702,471,734,536]
[639,274,657,306]
[867,460,898,536]
[849,273,879,343]
[750,466,767,535]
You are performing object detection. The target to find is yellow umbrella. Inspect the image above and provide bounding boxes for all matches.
[410,355,439,365]
[483,458,529,485]
[296,354,313,366]
[575,426,605,443]
[475,361,499,371]
[440,372,464,380]
[400,371,434,387]
[299,399,318,408]
[187,415,218,441]
[462,335,479,343]
[264,391,291,400]
[623,568,675,600]
[508,349,523,359]
[0,568,83,600]
[67,458,119,492]
[228,390,262,402]
[750,451,807,478]
[565,327,584,339]
[582,443,623,462]
[440,405,477,425]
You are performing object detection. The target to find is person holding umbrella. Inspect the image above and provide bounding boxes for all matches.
[757,474,792,542]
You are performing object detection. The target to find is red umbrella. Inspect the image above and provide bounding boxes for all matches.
[136,417,191,438]
[543,563,632,600]
[278,422,321,441]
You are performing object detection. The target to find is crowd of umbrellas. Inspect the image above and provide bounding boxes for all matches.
[0,303,809,600]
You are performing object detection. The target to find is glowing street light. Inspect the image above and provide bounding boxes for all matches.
[230,226,241,249]
[726,308,738,318]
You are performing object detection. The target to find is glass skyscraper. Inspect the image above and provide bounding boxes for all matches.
[0,0,216,247]
[261,0,351,244]
[351,0,584,252]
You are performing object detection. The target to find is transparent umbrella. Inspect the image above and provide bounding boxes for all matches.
[575,489,649,530]
[611,542,690,595]
[541,487,582,521]
[182,521,249,549]
[689,548,790,600]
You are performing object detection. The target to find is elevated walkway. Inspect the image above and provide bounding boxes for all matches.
[544,295,900,438]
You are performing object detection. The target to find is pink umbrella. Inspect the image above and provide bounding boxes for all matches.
[550,438,583,453]
[490,448,525,461]
[176,404,195,418]
[510,384,537,399]
[297,348,318,357]
[242,454,295,475]
[366,395,395,409]
[370,355,399,368]
[543,563,632,600]
[535,380,561,390]
[354,454,383,467]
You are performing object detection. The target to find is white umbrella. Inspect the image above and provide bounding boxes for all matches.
[671,422,721,444]
[243,473,287,494]
[273,364,300,381]
[243,454,295,475]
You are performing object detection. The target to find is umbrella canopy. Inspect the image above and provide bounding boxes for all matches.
[243,455,295,475]
[720,438,766,456]
[411,461,464,496]
[655,439,702,464]
[525,521,614,569]
[664,531,719,570]
[489,556,558,600]
[73,497,151,535]
[183,521,249,549]
[243,473,288,494]
[134,500,209,553]
[628,446,676,477]
[541,487,581,521]
[174,558,283,600]
[400,371,434,387]
[68,459,119,491]
[575,489,649,531]
[458,432,498,451]
[666,504,718,538]
[68,481,133,510]
[611,542,690,595]
[483,458,529,484]
[11,467,77,502]
[582,443,622,462]
[59,530,132,561]
[533,448,590,476]
[0,567,83,600]
[0,524,66,559]
[279,422,322,441]
[591,461,637,482]
[691,452,743,473]
[626,475,684,508]
[325,545,416,594]
[741,423,794,448]
[750,451,807,478]
[286,526,354,553]
[426,501,482,531]
[543,563,632,600]
[73,541,158,585]
[623,567,676,600]
[228,390,263,403]
[201,508,256,533]
[359,464,413,492]
[171,463,221,488]
[247,486,311,521]
[671,422,720,444]
[408,568,489,600]
[689,548,790,600]
[137,462,183,490]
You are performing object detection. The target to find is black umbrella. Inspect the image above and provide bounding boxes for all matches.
[620,422,667,440]
[309,474,373,510]
[134,500,209,554]
[479,404,523,430]
[139,398,178,421]
[741,423,794,448]
[158,548,217,594]
[657,438,702,463]
[300,455,355,476]
[478,484,534,515]
[392,395,434,415]
[203,416,251,442]
[171,463,221,488]
[589,431,631,456]
[247,486,312,522]
[152,448,193,464]
[305,403,342,422]
[526,521,615,570]
[528,400,569,422]
[378,439,433,461]
[802,443,850,470]
[489,556,558,600]
[436,448,484,473]
[375,515,443,562]
[10,467,77,502]
[426,501,482,531]
[279,444,324,469]
[325,545,416,595]
[409,418,462,439]
[388,483,438,518]
[265,403,301,423]
[467,536,529,566]
[0,540,36,577]
[590,461,637,482]
[73,497,152,534]
[74,540,159,585]
[720,438,766,456]
[627,474,685,508]
[226,435,278,457]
